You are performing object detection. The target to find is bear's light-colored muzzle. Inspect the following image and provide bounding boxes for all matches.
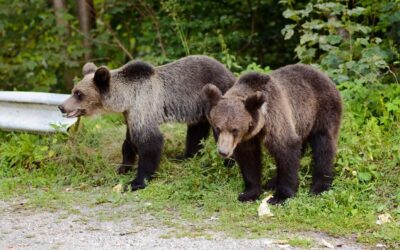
[217,132,238,158]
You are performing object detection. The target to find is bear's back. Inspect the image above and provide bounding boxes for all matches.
[271,64,339,100]
[157,55,235,93]
[154,55,235,124]
[269,64,342,139]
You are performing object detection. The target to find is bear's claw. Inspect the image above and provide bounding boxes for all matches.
[238,189,262,202]
[267,195,286,205]
[310,181,331,195]
[116,165,133,175]
[130,179,146,191]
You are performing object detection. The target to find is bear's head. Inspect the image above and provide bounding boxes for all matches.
[59,63,108,117]
[59,61,155,117]
[202,74,268,158]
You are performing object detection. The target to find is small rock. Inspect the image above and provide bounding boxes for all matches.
[208,216,218,221]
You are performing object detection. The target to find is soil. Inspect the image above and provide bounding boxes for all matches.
[0,200,367,250]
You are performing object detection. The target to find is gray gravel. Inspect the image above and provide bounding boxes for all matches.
[0,200,367,250]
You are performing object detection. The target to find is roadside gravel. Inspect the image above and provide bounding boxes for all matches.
[0,200,366,250]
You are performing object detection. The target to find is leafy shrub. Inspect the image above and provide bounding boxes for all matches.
[281,0,399,83]
[0,0,300,92]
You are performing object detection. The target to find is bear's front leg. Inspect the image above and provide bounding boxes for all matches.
[267,142,301,205]
[117,129,137,174]
[184,121,210,158]
[234,137,262,202]
[129,128,164,191]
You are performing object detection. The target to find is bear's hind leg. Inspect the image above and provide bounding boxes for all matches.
[130,129,164,191]
[268,142,301,205]
[234,138,263,202]
[309,131,336,194]
[264,176,277,191]
[117,129,137,174]
[183,121,210,158]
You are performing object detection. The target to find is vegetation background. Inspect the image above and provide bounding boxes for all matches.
[0,0,399,248]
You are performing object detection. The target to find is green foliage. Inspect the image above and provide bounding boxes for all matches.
[2,0,398,90]
[0,133,64,172]
[0,114,125,194]
[0,0,299,92]
[0,0,84,91]
[1,1,399,91]
[281,0,400,83]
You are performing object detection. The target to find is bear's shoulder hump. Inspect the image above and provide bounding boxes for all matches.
[119,61,155,80]
[238,72,271,87]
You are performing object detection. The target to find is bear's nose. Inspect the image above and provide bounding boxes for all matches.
[58,105,66,113]
[218,148,229,158]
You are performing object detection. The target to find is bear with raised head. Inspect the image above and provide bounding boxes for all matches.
[59,55,235,190]
[202,64,342,204]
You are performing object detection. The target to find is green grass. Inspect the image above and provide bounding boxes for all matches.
[0,82,399,248]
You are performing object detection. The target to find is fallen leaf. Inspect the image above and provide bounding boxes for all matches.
[321,239,334,249]
[376,213,392,225]
[112,183,123,193]
[258,195,274,217]
[273,240,289,244]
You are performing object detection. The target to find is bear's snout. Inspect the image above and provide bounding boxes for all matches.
[218,148,230,158]
[217,133,236,158]
[58,105,66,113]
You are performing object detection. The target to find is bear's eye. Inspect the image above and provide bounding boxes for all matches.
[231,128,239,136]
[74,90,83,100]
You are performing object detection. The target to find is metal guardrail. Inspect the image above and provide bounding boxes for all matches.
[0,91,78,133]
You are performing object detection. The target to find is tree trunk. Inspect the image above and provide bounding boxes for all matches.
[76,0,95,61]
[53,0,74,91]
[53,0,68,30]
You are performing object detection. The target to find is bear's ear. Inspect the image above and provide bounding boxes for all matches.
[261,74,271,83]
[245,91,266,113]
[93,66,111,94]
[82,62,98,76]
[202,84,222,107]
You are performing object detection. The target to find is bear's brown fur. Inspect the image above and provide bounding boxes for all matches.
[60,56,235,191]
[203,64,342,204]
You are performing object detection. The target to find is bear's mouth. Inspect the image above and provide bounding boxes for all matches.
[64,109,85,118]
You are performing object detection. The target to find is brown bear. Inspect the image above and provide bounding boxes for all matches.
[202,64,342,204]
[59,55,235,191]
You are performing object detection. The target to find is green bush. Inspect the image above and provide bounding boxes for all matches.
[281,0,399,83]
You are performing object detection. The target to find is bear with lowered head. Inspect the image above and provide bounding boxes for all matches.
[59,55,235,191]
[202,64,342,204]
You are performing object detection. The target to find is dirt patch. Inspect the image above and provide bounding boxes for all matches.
[0,200,367,250]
